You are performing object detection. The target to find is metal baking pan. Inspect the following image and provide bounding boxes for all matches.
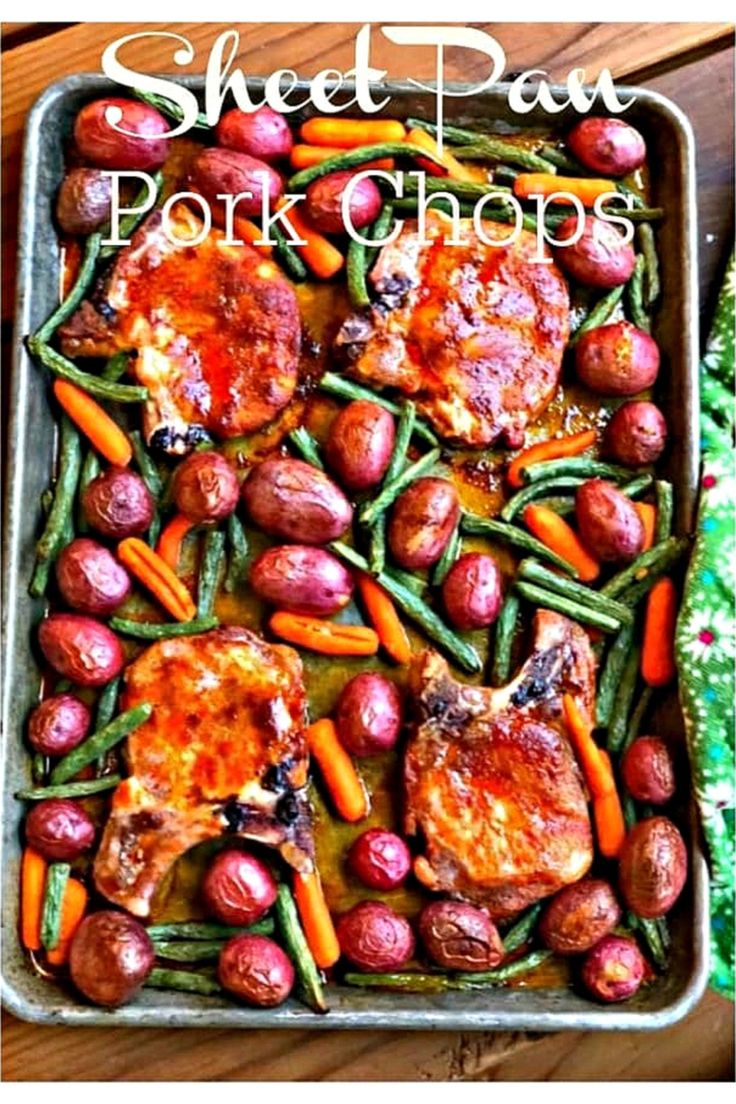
[2,74,709,1030]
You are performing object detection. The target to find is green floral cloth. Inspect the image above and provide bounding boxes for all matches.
[675,253,735,999]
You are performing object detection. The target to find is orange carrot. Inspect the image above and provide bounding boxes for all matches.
[46,879,88,966]
[293,869,341,969]
[117,537,197,622]
[513,173,617,206]
[507,429,598,489]
[635,502,657,552]
[562,693,614,799]
[53,380,132,466]
[356,572,412,665]
[269,611,379,656]
[21,848,47,951]
[404,128,474,181]
[156,513,196,571]
[307,718,370,822]
[232,215,272,254]
[277,200,344,280]
[290,144,394,172]
[523,504,600,582]
[641,577,678,687]
[594,751,626,859]
[300,117,406,148]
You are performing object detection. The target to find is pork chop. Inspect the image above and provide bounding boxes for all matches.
[59,203,301,453]
[335,212,569,448]
[94,626,312,917]
[404,610,595,919]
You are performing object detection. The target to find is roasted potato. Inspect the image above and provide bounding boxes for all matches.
[604,400,668,466]
[575,322,660,396]
[553,215,636,288]
[190,147,283,219]
[336,901,415,971]
[55,538,131,617]
[82,467,155,539]
[567,117,646,177]
[242,457,353,544]
[38,613,125,687]
[74,98,168,171]
[388,477,460,570]
[305,170,383,235]
[218,934,294,1006]
[539,879,621,955]
[575,478,645,562]
[348,828,411,890]
[621,736,677,805]
[418,900,504,972]
[27,694,91,756]
[216,106,293,162]
[250,545,353,616]
[202,848,278,926]
[69,912,154,1007]
[442,552,503,630]
[335,672,403,756]
[173,451,239,523]
[25,798,95,861]
[325,400,395,491]
[619,816,687,918]
[56,168,112,235]
[581,935,645,1002]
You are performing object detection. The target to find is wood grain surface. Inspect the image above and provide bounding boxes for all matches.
[2,21,734,1083]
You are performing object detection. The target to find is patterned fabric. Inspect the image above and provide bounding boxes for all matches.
[675,253,735,999]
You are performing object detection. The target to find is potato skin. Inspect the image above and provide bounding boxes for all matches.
[575,322,660,396]
[442,552,503,630]
[56,168,112,235]
[82,467,155,539]
[305,170,383,235]
[419,900,504,971]
[216,106,293,162]
[25,798,95,861]
[539,879,621,955]
[581,935,645,1002]
[250,545,353,616]
[567,117,646,177]
[604,400,668,466]
[348,829,411,890]
[202,849,278,926]
[326,401,396,491]
[336,672,403,756]
[70,911,154,1007]
[38,613,125,687]
[55,538,131,616]
[576,478,645,563]
[621,736,677,805]
[242,457,353,544]
[190,147,283,219]
[173,452,239,523]
[553,215,636,288]
[218,934,294,1007]
[619,816,687,918]
[74,98,169,171]
[388,477,460,570]
[336,901,415,971]
[28,694,91,756]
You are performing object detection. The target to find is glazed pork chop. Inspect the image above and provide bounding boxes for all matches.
[335,211,569,448]
[94,627,312,917]
[405,610,595,919]
[59,203,301,453]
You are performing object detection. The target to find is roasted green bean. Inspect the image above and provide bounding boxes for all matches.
[502,903,542,953]
[568,286,625,347]
[359,448,441,527]
[515,581,623,633]
[492,591,520,686]
[28,337,148,403]
[319,373,438,445]
[607,644,642,752]
[518,560,633,624]
[50,704,152,784]
[289,142,445,190]
[146,919,274,941]
[275,883,328,1013]
[110,615,219,639]
[16,775,122,800]
[197,529,226,618]
[597,624,635,728]
[461,513,578,576]
[224,513,249,594]
[288,426,324,469]
[627,254,651,333]
[35,233,102,345]
[41,862,70,951]
[145,968,222,997]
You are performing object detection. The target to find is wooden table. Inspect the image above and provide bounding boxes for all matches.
[2,21,734,1082]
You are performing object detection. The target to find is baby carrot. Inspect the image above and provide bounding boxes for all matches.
[562,693,614,800]
[507,429,598,489]
[300,117,406,148]
[277,200,344,281]
[156,513,196,570]
[232,215,273,254]
[641,577,678,687]
[594,751,626,859]
[21,847,47,951]
[356,572,412,665]
[513,174,617,206]
[53,379,132,467]
[523,504,600,582]
[404,127,474,181]
[46,878,88,966]
[307,718,370,823]
[118,537,197,622]
[269,612,379,656]
[635,502,657,552]
[294,869,341,969]
[290,145,394,172]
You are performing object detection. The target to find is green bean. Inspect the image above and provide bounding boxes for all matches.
[387,565,426,596]
[432,523,461,586]
[597,624,635,728]
[270,221,308,282]
[153,940,227,962]
[197,530,225,618]
[491,592,519,686]
[405,119,557,173]
[601,206,663,223]
[28,337,148,403]
[50,704,152,785]
[145,968,222,997]
[621,685,654,755]
[518,560,633,624]
[501,475,589,522]
[41,863,70,951]
[288,426,324,469]
[637,222,661,306]
[34,233,101,344]
[369,517,387,575]
[130,430,164,498]
[654,481,673,542]
[391,196,538,233]
[607,644,642,752]
[54,679,72,694]
[346,234,371,309]
[344,949,552,992]
[110,615,219,639]
[133,88,211,129]
[616,182,646,210]
[623,793,638,831]
[515,581,622,633]
[77,448,101,532]
[369,401,416,574]
[400,175,515,204]
[319,373,438,445]
[601,537,687,602]
[224,513,249,594]
[289,143,445,191]
[98,171,164,262]
[102,351,131,381]
[147,919,273,941]
[568,286,625,348]
[16,775,122,800]
[460,513,578,576]
[94,676,121,774]
[275,883,328,1014]
[502,903,542,953]
[531,495,575,516]
[621,474,655,499]
[32,753,48,785]
[366,202,395,269]
[626,909,667,971]
[359,448,441,527]
[538,144,588,174]
[626,254,651,333]
[30,417,82,597]
[520,457,633,486]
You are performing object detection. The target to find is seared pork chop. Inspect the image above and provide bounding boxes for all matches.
[405,610,595,918]
[94,627,311,917]
[335,212,569,448]
[60,203,301,453]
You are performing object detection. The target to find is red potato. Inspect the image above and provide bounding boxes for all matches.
[82,467,155,539]
[218,933,294,1006]
[56,169,112,235]
[621,736,677,805]
[575,322,660,396]
[216,106,294,162]
[619,816,687,918]
[69,911,154,1007]
[173,451,239,524]
[348,828,411,890]
[25,798,95,861]
[325,401,396,491]
[304,170,383,235]
[242,458,353,544]
[202,848,278,926]
[38,613,125,687]
[567,117,646,177]
[418,900,504,972]
[576,479,645,563]
[74,98,169,171]
[249,545,353,617]
[335,672,403,756]
[581,935,645,1002]
[442,552,503,631]
[337,901,415,971]
[28,694,91,756]
[55,538,131,617]
[189,147,283,220]
[604,400,668,466]
[553,215,636,288]
[388,477,460,570]
[539,879,621,955]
